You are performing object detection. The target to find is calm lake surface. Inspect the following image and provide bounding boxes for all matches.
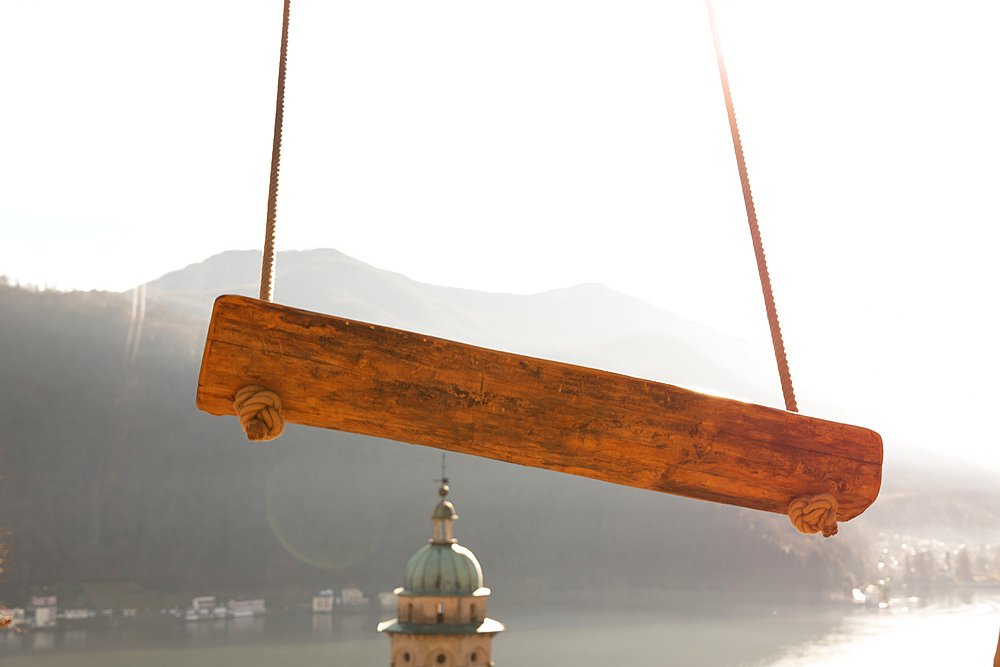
[1,589,998,666]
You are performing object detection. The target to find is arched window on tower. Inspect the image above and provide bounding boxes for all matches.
[436,603,445,624]
[470,603,477,623]
[407,602,413,622]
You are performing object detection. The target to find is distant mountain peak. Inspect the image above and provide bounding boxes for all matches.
[143,247,780,404]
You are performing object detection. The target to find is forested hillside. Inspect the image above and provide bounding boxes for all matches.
[0,253,964,606]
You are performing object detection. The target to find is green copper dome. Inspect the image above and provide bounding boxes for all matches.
[403,543,483,595]
[402,475,484,595]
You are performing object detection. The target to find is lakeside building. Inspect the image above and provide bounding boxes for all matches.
[341,587,368,607]
[227,599,266,617]
[192,596,216,611]
[29,596,57,629]
[378,479,503,666]
[313,590,335,613]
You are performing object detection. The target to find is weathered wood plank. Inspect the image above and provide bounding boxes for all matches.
[196,295,882,520]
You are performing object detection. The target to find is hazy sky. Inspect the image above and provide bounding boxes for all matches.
[2,1,998,471]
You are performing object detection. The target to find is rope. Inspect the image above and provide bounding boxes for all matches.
[234,385,285,441]
[239,4,292,443]
[788,494,838,537]
[260,0,291,303]
[705,0,797,413]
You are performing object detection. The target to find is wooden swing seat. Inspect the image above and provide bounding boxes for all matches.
[196,295,882,521]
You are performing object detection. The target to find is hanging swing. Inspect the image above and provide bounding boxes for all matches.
[196,0,881,538]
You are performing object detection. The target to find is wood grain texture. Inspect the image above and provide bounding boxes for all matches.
[197,295,882,520]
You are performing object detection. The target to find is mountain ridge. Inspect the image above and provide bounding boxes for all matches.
[144,248,782,406]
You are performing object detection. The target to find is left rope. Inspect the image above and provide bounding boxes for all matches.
[260,0,291,303]
[234,385,285,441]
[236,0,292,442]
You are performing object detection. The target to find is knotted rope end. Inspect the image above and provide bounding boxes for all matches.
[234,384,285,442]
[788,494,839,538]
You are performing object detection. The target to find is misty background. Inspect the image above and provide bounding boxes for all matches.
[2,248,999,612]
[3,0,1000,476]
[3,0,1000,663]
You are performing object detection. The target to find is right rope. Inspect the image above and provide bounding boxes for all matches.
[788,494,838,538]
[705,0,797,413]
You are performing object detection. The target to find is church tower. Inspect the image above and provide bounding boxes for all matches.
[378,475,504,666]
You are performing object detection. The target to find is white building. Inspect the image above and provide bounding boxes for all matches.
[378,480,503,666]
[313,591,334,613]
[192,596,216,611]
[30,596,57,629]
[341,587,368,606]
[34,606,56,628]
[228,599,266,617]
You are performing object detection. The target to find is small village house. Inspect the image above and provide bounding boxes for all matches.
[313,590,334,613]
[228,599,266,617]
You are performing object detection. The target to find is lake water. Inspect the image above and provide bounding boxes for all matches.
[1,589,998,666]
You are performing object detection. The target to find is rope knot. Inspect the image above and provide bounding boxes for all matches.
[234,385,284,441]
[788,494,838,537]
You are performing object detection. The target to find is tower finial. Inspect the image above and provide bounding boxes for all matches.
[436,453,449,497]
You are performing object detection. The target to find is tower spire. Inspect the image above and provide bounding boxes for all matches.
[430,455,458,544]
[435,453,449,498]
[379,457,504,664]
